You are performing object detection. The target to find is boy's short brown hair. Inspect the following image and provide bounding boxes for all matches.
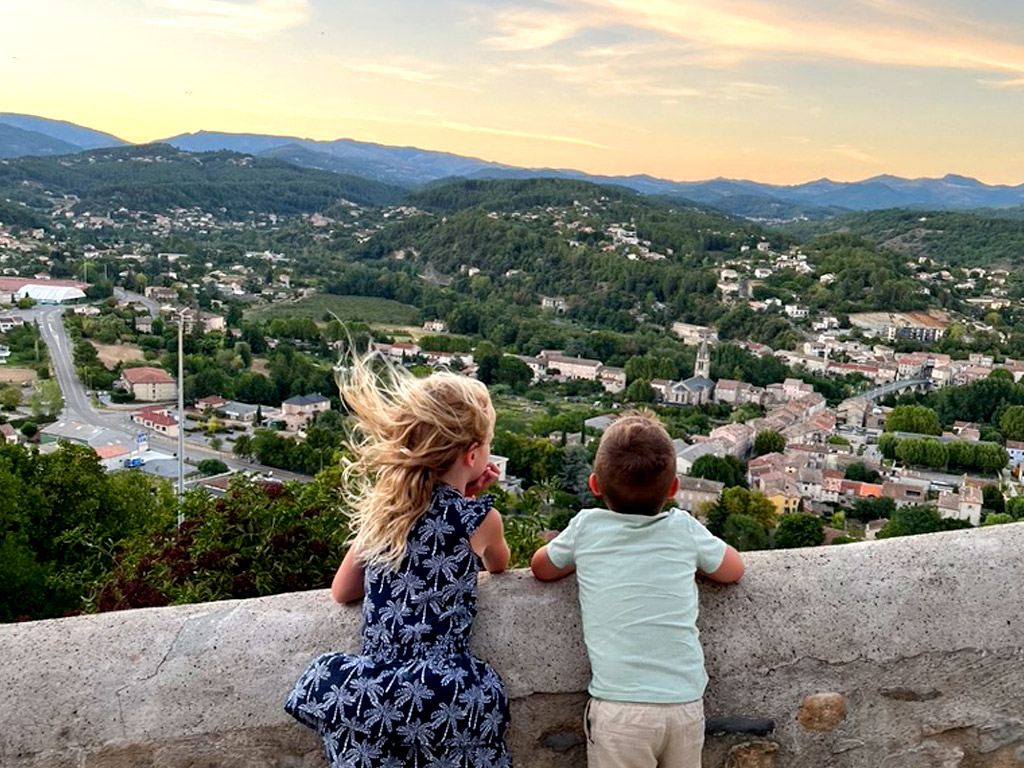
[593,410,676,516]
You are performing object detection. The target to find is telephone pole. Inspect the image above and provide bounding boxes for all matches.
[177,309,185,527]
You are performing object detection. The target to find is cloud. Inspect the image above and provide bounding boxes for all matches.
[484,7,592,50]
[979,76,1024,89]
[149,0,308,39]
[439,119,612,149]
[345,62,440,85]
[486,0,1024,80]
[831,144,879,164]
[510,61,701,98]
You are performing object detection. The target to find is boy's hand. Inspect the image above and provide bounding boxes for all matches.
[466,462,500,497]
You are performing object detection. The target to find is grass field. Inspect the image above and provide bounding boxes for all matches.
[248,294,419,325]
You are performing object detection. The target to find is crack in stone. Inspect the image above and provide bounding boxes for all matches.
[111,618,191,738]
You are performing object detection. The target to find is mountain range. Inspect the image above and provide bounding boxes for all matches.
[3,113,1024,217]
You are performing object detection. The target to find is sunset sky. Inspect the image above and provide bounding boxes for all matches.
[3,0,1024,184]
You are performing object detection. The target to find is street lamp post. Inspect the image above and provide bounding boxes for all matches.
[177,310,185,527]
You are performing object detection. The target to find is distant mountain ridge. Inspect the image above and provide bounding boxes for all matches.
[5,114,1024,216]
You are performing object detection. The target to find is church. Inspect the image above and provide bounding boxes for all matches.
[666,337,716,406]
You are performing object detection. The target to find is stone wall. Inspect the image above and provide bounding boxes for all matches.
[2,525,1023,767]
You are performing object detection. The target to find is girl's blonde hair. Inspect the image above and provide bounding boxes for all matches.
[338,352,495,571]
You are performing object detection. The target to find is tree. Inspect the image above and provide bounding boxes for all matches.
[197,459,228,475]
[0,386,21,411]
[774,513,825,549]
[981,512,1014,526]
[849,496,895,522]
[474,341,500,385]
[233,434,253,460]
[876,507,946,538]
[689,454,747,488]
[999,405,1024,441]
[722,513,768,551]
[981,485,1005,515]
[625,378,656,403]
[30,380,63,419]
[885,405,941,436]
[844,462,880,484]
[20,421,38,440]
[753,430,786,456]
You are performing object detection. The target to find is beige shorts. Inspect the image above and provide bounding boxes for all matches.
[583,697,705,768]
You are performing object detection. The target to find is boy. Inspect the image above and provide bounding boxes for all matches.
[532,410,744,768]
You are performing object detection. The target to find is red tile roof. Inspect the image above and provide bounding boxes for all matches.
[122,367,175,384]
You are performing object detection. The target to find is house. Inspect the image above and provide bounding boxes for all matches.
[144,286,177,301]
[196,395,229,412]
[282,393,331,430]
[1006,440,1024,469]
[882,478,930,507]
[423,319,447,333]
[675,476,725,514]
[0,314,26,332]
[671,323,718,345]
[131,406,179,438]
[937,486,983,526]
[0,423,17,445]
[542,353,602,381]
[598,366,627,394]
[677,442,724,475]
[135,316,154,334]
[540,296,568,313]
[120,367,176,402]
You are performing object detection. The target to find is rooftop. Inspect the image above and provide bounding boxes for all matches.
[121,366,175,384]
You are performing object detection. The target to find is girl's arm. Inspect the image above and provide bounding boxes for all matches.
[331,546,365,603]
[469,509,510,574]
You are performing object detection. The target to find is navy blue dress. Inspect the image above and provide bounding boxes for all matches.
[286,484,510,768]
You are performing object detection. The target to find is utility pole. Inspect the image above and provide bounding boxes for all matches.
[177,310,185,527]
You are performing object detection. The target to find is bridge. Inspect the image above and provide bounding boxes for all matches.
[860,377,931,402]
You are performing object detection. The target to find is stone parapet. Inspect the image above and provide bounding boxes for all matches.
[2,525,1023,767]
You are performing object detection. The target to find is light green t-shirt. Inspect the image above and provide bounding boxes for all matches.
[547,507,727,703]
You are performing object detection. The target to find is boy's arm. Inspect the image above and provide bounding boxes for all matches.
[470,508,511,574]
[531,545,576,581]
[700,544,745,583]
[331,545,365,603]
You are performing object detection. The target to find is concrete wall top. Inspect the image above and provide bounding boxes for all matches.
[3,525,1024,767]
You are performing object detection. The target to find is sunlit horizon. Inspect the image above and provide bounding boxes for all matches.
[4,0,1024,185]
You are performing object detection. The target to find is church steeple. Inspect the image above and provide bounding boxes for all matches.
[696,336,711,379]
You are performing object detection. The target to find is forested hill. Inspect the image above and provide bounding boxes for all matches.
[405,177,657,213]
[782,208,1024,267]
[0,144,407,216]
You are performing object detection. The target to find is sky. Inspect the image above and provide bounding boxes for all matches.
[3,0,1024,184]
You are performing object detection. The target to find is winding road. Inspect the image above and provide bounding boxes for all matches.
[29,303,310,484]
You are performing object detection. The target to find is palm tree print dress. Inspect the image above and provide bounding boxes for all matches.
[285,484,510,768]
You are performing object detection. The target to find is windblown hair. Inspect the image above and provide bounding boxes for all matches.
[338,352,495,571]
[593,409,676,516]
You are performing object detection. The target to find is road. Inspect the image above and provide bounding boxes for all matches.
[30,305,310,484]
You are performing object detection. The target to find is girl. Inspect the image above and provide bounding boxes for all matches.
[285,355,512,768]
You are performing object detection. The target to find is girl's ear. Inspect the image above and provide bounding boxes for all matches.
[463,442,479,467]
[588,473,601,497]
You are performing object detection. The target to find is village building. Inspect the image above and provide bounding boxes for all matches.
[119,367,176,402]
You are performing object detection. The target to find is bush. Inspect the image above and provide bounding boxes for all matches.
[196,459,229,476]
[774,513,825,549]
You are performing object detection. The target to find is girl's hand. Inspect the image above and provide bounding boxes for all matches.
[466,462,500,497]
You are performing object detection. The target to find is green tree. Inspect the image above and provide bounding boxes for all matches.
[20,421,38,439]
[0,386,21,411]
[197,459,228,475]
[689,454,747,488]
[981,485,1005,515]
[999,405,1024,441]
[774,513,825,549]
[981,512,1014,526]
[722,513,768,551]
[753,430,786,456]
[849,496,895,522]
[844,462,880,483]
[885,405,941,436]
[876,506,969,538]
[625,378,656,403]
[30,379,63,419]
